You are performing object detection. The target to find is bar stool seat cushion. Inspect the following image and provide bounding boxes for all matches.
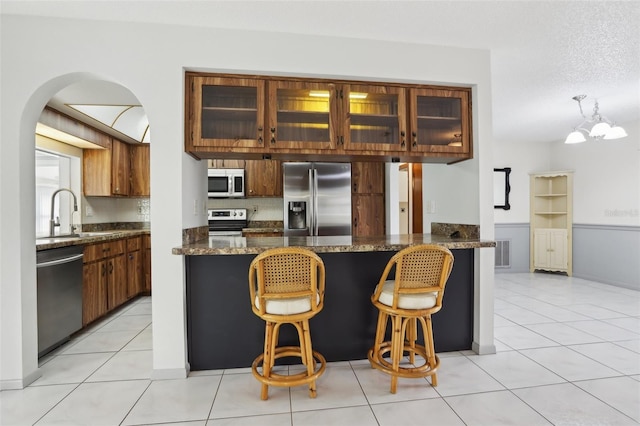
[377,280,438,310]
[254,292,320,315]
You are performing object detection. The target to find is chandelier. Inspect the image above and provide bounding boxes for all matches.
[564,95,627,144]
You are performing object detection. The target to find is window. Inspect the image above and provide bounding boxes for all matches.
[35,150,73,237]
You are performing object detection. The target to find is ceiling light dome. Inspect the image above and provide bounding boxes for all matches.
[564,95,626,144]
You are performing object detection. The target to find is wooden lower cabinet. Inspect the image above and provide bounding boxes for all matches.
[143,235,152,292]
[82,260,108,326]
[107,254,127,309]
[126,237,143,298]
[82,235,150,326]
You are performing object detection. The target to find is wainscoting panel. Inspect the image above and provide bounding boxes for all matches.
[494,223,530,273]
[573,224,640,290]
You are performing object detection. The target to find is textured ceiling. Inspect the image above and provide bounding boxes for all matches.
[3,0,639,145]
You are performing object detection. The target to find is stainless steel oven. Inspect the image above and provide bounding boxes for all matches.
[208,208,247,236]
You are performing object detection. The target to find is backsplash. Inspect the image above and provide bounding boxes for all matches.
[207,197,284,221]
[82,197,150,224]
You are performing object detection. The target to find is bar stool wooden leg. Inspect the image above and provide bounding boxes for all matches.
[301,319,317,398]
[390,315,404,394]
[426,315,437,386]
[407,318,418,365]
[261,321,275,400]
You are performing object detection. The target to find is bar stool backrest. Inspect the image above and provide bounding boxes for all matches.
[374,244,454,311]
[249,247,325,317]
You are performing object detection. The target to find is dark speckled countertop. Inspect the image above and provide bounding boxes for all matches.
[172,233,495,256]
[36,230,150,251]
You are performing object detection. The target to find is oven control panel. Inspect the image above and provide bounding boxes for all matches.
[208,208,247,221]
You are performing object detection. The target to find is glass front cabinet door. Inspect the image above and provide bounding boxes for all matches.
[267,80,338,150]
[408,88,471,155]
[342,84,407,152]
[189,76,265,148]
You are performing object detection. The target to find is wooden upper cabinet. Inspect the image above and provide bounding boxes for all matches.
[188,74,265,149]
[342,84,407,152]
[408,87,471,155]
[130,144,150,196]
[267,80,338,150]
[207,159,246,169]
[245,159,282,197]
[83,137,129,197]
[184,72,473,163]
[111,139,130,196]
[351,162,385,194]
[83,139,112,196]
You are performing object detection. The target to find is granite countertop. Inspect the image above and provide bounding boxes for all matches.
[242,227,284,234]
[172,233,495,256]
[36,229,150,251]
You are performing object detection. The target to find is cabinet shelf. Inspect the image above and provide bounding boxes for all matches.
[534,212,568,215]
[417,115,460,121]
[202,107,258,121]
[534,193,567,197]
[350,114,398,127]
[277,110,329,125]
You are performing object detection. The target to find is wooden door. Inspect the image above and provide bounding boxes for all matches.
[408,87,471,155]
[107,254,128,309]
[130,144,150,196]
[82,260,108,325]
[143,235,151,292]
[548,229,568,270]
[188,75,266,149]
[267,80,338,150]
[351,162,384,194]
[127,249,142,298]
[82,138,113,196]
[352,194,385,236]
[111,139,130,196]
[245,159,282,197]
[342,84,407,152]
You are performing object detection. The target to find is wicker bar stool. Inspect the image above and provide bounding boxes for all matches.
[368,244,454,393]
[248,247,327,400]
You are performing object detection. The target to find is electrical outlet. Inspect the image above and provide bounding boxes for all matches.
[193,199,199,215]
[252,205,258,213]
[85,205,93,217]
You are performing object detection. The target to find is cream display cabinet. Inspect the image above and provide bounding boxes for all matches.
[530,171,573,276]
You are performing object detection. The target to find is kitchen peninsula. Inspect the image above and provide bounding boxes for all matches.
[173,230,494,370]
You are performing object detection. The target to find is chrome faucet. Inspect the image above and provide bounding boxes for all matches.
[49,188,78,237]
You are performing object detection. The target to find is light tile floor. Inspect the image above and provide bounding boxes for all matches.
[2,272,639,425]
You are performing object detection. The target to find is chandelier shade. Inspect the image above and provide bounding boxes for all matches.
[564,95,627,144]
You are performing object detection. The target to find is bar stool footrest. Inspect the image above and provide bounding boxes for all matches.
[252,346,326,388]
[368,342,440,379]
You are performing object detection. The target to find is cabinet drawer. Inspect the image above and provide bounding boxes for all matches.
[127,236,142,252]
[83,239,126,262]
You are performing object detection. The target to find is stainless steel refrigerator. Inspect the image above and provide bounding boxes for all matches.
[283,162,352,236]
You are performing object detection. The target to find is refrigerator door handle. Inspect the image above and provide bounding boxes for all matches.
[311,168,318,235]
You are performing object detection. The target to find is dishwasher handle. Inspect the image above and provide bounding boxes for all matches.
[36,253,84,269]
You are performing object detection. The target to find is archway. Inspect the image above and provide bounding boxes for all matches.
[2,72,151,389]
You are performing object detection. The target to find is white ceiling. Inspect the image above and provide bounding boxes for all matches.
[4,0,639,146]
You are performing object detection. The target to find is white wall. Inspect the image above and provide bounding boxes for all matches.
[1,13,495,386]
[493,140,550,223]
[549,119,640,226]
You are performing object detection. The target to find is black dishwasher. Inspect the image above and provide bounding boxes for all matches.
[36,245,83,357]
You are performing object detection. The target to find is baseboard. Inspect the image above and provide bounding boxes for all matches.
[0,368,42,390]
[472,341,496,355]
[151,367,189,380]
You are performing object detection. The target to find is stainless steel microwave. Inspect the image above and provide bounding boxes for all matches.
[207,168,245,198]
